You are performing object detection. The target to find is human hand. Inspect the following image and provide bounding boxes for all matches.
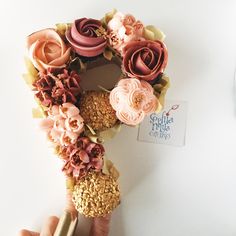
[18,214,111,236]
[18,190,112,236]
[18,216,59,236]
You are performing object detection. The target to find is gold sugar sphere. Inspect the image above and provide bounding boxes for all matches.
[79,91,118,132]
[72,171,120,217]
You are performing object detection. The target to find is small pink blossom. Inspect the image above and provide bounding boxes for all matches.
[107,12,144,55]
[61,137,105,179]
[40,103,84,146]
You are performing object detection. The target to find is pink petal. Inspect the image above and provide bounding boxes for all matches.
[79,150,90,163]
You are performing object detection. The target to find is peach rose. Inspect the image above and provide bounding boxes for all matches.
[123,40,168,81]
[27,29,71,72]
[110,78,160,126]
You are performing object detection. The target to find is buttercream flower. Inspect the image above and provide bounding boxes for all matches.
[66,18,107,57]
[107,12,144,55]
[33,69,81,107]
[123,40,168,81]
[61,137,104,179]
[110,78,159,125]
[40,103,84,146]
[27,29,71,72]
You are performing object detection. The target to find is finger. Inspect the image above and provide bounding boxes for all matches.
[18,229,39,236]
[89,214,112,236]
[40,216,59,236]
[65,189,78,220]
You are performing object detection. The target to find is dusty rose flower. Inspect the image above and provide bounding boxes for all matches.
[110,78,159,126]
[27,28,71,72]
[66,18,107,57]
[123,40,168,81]
[34,69,81,107]
[107,12,144,55]
[61,137,104,179]
[40,103,84,146]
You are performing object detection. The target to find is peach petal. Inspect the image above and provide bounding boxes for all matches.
[39,118,54,132]
[27,28,70,72]
[49,47,71,66]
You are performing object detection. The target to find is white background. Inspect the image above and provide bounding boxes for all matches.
[0,0,236,235]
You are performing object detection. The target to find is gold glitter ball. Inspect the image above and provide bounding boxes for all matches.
[72,171,120,217]
[79,91,118,132]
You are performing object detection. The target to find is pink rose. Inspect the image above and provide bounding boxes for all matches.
[123,40,168,81]
[107,12,144,55]
[61,137,104,179]
[110,78,160,126]
[59,103,80,119]
[66,18,107,57]
[39,103,84,146]
[27,29,71,72]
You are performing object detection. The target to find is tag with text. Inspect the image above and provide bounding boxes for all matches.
[138,100,188,146]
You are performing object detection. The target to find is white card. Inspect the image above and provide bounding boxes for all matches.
[138,100,188,146]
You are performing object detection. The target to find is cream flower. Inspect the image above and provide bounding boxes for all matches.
[109,78,160,126]
[39,103,84,146]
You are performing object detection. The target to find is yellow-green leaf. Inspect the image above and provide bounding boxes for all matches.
[144,25,166,41]
[153,74,170,110]
[24,57,38,77]
[103,48,113,61]
[32,107,46,118]
[79,59,87,73]
[55,23,71,36]
[101,9,117,27]
[102,158,120,180]
[22,73,37,87]
[86,124,96,135]
[88,135,104,144]
[99,123,121,142]
[66,177,75,191]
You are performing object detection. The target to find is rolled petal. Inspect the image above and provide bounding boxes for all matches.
[66,18,107,57]
[27,28,71,72]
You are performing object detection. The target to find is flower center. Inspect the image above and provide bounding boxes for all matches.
[132,93,144,110]
[70,120,78,128]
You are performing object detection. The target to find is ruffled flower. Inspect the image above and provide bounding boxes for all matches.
[107,12,144,55]
[40,103,84,146]
[33,69,81,107]
[123,40,168,81]
[60,137,104,179]
[27,28,71,72]
[110,78,159,125]
[66,18,107,57]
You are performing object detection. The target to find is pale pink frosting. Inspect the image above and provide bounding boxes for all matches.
[27,28,71,72]
[66,18,107,57]
[107,12,144,55]
[39,103,84,146]
[109,78,159,126]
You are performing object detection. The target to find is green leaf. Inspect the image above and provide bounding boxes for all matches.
[101,9,117,27]
[144,25,166,41]
[103,48,113,61]
[153,74,170,110]
[32,107,46,118]
[24,57,38,77]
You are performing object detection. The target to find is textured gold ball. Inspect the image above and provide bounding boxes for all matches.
[79,91,118,132]
[72,171,120,217]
